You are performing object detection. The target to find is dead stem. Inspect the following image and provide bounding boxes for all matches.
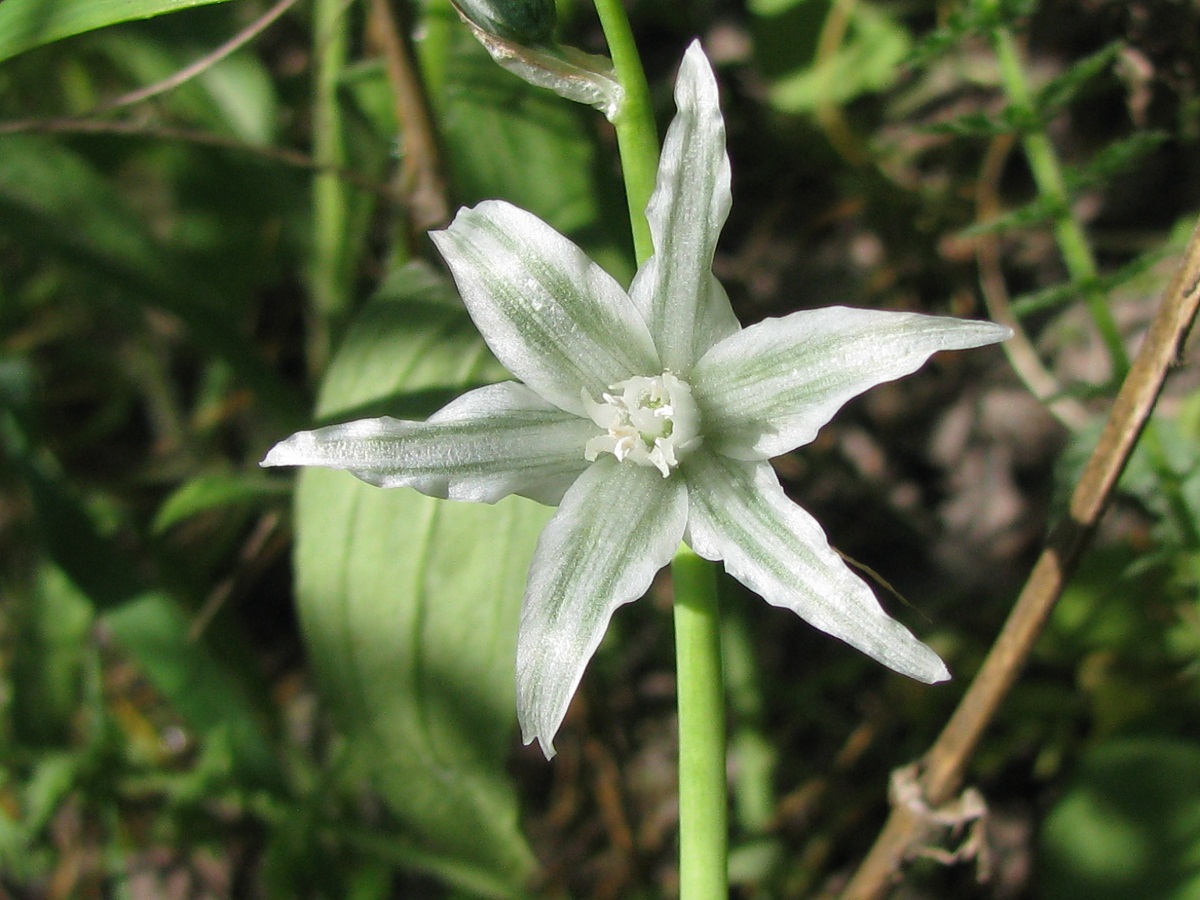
[839,213,1200,900]
[0,118,395,198]
[0,0,300,131]
[366,0,450,233]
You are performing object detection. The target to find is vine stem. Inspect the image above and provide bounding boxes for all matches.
[590,4,729,895]
[839,213,1200,900]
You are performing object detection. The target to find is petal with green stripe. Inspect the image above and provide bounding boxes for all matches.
[628,41,738,373]
[262,382,596,505]
[693,307,1010,460]
[516,457,688,756]
[431,201,660,416]
[684,449,949,683]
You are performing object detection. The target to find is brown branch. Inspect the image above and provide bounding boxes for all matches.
[0,0,298,129]
[0,118,395,198]
[839,213,1200,900]
[365,0,450,232]
[93,0,300,115]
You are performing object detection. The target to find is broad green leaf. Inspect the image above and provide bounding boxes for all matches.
[294,262,546,895]
[345,21,630,278]
[0,0,233,64]
[1039,738,1200,900]
[438,34,601,236]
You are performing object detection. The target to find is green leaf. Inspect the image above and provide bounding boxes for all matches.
[8,565,94,746]
[920,106,1032,138]
[1066,131,1170,192]
[153,472,290,533]
[2,382,279,786]
[0,0,233,64]
[1039,737,1200,900]
[344,26,629,276]
[751,0,911,113]
[905,0,1035,67]
[1010,247,1173,319]
[1035,41,1122,116]
[293,262,546,895]
[957,194,1060,238]
[437,31,608,239]
[92,29,280,144]
[102,592,281,785]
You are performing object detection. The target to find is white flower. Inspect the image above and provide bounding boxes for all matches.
[263,42,1010,757]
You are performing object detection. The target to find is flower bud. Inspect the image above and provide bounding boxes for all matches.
[450,0,623,120]
[449,0,556,47]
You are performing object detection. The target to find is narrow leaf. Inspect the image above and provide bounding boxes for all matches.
[0,0,233,64]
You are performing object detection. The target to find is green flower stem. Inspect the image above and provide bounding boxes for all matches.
[592,0,658,265]
[994,27,1200,549]
[310,0,352,371]
[672,544,729,899]
[591,11,729,891]
[992,27,1128,376]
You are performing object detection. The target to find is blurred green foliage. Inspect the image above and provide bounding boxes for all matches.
[3,0,1200,896]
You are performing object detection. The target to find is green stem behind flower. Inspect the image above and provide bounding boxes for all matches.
[672,545,729,899]
[592,0,658,265]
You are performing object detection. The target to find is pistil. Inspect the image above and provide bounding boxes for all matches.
[582,373,701,476]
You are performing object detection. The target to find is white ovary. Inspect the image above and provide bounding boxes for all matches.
[582,373,701,477]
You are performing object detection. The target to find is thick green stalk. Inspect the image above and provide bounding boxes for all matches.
[672,545,729,899]
[589,6,729,894]
[591,0,658,265]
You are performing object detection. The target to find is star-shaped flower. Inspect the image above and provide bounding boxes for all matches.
[263,42,1010,757]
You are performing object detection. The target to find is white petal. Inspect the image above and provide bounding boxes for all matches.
[628,41,738,374]
[684,449,950,683]
[431,201,660,416]
[516,457,688,756]
[261,382,596,505]
[693,307,1011,459]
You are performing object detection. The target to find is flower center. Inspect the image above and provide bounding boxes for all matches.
[582,373,701,477]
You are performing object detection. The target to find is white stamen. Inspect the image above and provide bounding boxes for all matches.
[582,373,701,477]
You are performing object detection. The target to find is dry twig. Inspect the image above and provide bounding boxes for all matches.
[840,213,1200,900]
[365,0,450,231]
